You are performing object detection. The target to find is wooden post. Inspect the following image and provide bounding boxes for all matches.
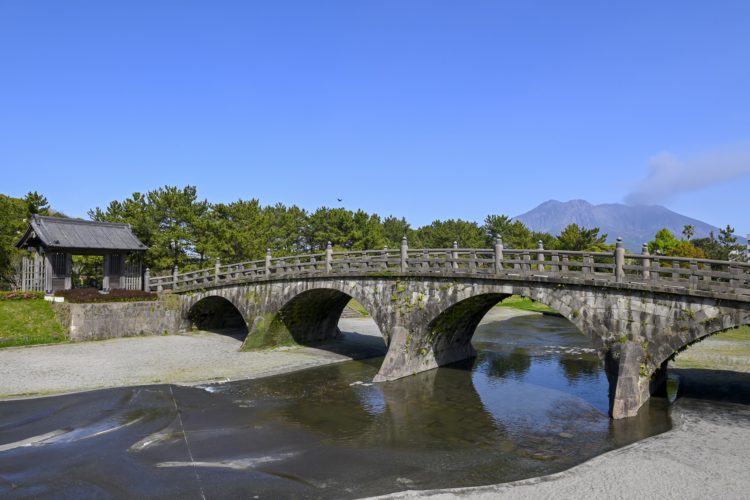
[494,236,503,274]
[64,253,72,290]
[641,243,651,280]
[615,237,625,282]
[102,254,110,291]
[143,268,151,291]
[265,248,272,278]
[400,237,408,272]
[326,242,333,274]
[44,253,53,293]
[537,240,545,271]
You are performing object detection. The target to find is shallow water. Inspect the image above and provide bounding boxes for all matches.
[0,312,672,499]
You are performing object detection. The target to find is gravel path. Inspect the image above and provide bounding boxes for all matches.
[0,317,386,400]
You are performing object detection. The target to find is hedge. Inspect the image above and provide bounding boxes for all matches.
[54,288,158,303]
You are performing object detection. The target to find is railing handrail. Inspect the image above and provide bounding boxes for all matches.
[144,243,750,296]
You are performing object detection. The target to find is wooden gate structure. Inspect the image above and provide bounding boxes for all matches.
[16,215,148,292]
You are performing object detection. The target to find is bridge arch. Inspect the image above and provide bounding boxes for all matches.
[421,289,601,370]
[240,281,392,350]
[186,295,249,339]
[653,315,750,370]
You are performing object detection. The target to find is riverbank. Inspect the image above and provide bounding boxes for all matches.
[0,317,387,400]
[372,397,750,500]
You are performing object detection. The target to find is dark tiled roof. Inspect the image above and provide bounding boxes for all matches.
[16,215,147,251]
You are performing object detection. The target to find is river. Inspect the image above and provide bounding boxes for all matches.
[0,310,673,499]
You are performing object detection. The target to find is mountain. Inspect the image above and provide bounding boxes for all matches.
[513,200,747,251]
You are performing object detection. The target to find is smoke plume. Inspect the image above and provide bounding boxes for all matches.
[625,145,750,205]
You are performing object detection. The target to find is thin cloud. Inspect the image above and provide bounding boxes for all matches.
[625,145,750,206]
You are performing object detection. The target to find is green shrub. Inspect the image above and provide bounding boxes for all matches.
[54,288,157,303]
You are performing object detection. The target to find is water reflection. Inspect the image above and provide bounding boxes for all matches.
[0,311,673,499]
[486,348,532,379]
[558,354,602,382]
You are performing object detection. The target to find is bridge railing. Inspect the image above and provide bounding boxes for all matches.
[145,238,750,297]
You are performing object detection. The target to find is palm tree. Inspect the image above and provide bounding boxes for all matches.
[682,224,695,241]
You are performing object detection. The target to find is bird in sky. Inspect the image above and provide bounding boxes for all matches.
[337,198,343,202]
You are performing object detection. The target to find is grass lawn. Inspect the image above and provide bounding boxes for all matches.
[496,295,558,314]
[0,299,66,348]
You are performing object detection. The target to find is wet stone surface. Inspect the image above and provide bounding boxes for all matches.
[0,312,672,499]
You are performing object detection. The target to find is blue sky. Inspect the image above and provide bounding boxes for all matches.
[2,1,749,235]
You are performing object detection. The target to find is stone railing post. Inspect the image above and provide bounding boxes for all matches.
[452,241,459,270]
[536,240,545,271]
[400,237,408,272]
[494,236,504,273]
[265,248,272,278]
[214,257,221,282]
[641,243,651,280]
[172,265,178,290]
[143,267,151,291]
[326,241,333,274]
[615,237,625,282]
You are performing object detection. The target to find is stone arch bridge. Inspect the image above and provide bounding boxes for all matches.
[148,239,750,419]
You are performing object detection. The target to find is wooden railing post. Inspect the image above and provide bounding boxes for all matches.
[641,244,651,280]
[143,267,151,291]
[265,248,272,278]
[494,236,503,273]
[536,240,545,271]
[615,237,625,282]
[400,237,408,272]
[326,241,333,274]
[172,266,178,290]
[452,242,459,270]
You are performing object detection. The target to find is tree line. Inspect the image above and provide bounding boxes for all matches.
[1,186,746,287]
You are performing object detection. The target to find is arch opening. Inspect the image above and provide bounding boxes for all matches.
[188,296,249,341]
[266,288,387,360]
[427,292,612,413]
[666,323,750,405]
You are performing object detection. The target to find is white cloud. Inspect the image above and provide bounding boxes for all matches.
[625,144,750,205]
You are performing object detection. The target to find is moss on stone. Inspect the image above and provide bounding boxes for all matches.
[241,312,298,351]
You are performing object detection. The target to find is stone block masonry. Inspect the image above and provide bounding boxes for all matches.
[53,298,187,342]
